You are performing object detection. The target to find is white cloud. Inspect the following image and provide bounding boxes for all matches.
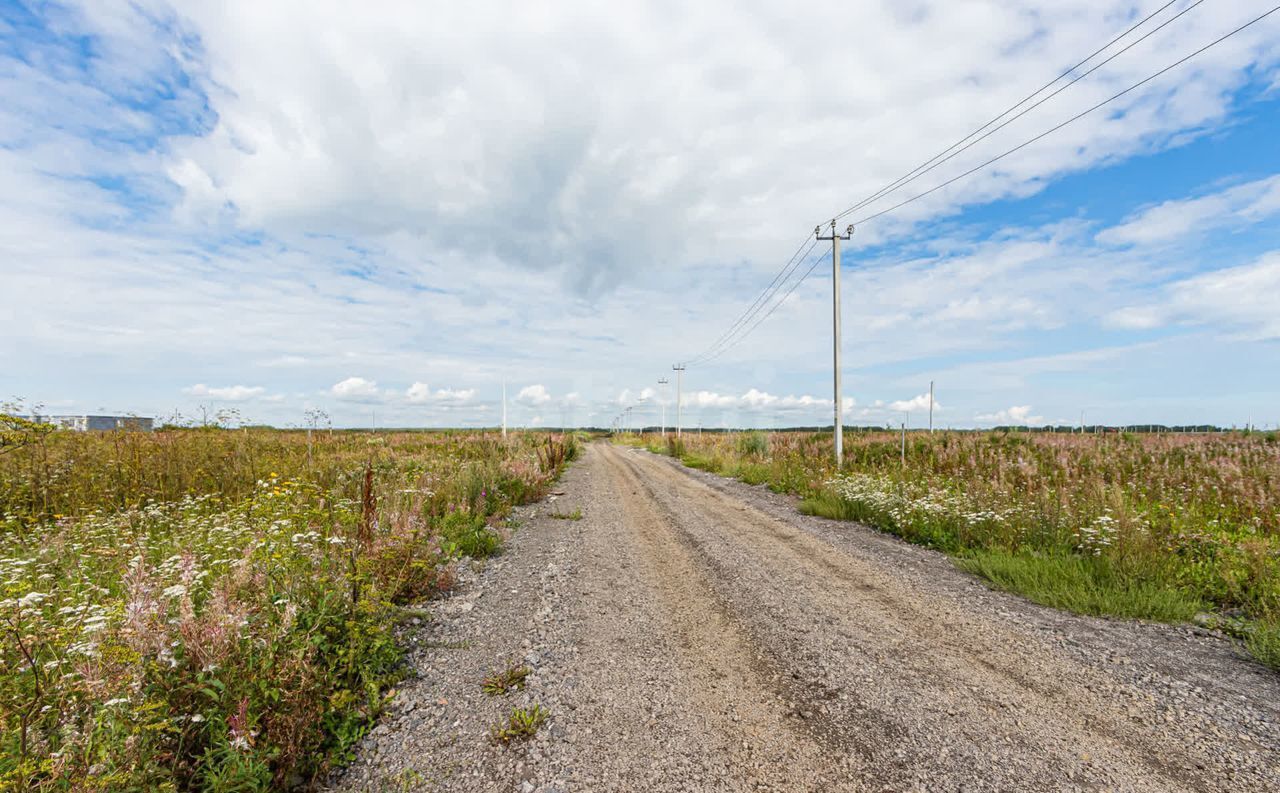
[689,390,738,409]
[1105,305,1164,330]
[137,1,1280,292]
[516,384,551,406]
[976,405,1044,425]
[1098,175,1280,247]
[6,2,1280,429]
[888,393,940,413]
[331,376,381,401]
[183,383,265,401]
[434,388,477,404]
[740,388,777,408]
[1107,251,1280,340]
[1165,252,1280,340]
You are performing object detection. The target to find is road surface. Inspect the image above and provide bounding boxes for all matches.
[332,442,1280,792]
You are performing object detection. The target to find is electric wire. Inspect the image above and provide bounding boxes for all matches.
[681,234,818,366]
[680,0,1195,367]
[684,3,1277,366]
[844,4,1280,228]
[691,245,830,366]
[832,0,1206,223]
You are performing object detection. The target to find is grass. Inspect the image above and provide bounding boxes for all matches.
[549,507,583,521]
[955,550,1206,622]
[629,428,1280,670]
[0,422,578,791]
[481,663,531,696]
[1246,622,1280,669]
[489,705,548,743]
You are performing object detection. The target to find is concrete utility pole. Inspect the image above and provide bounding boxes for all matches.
[817,221,853,468]
[929,380,935,433]
[501,380,507,439]
[672,364,686,438]
[658,378,669,437]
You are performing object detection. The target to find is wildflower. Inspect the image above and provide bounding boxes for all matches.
[190,713,206,723]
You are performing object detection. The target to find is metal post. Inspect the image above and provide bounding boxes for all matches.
[658,378,669,437]
[816,221,853,468]
[928,380,934,433]
[672,364,685,437]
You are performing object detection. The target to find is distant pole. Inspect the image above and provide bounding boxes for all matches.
[900,421,906,466]
[673,364,686,437]
[502,380,508,439]
[928,380,934,434]
[658,378,669,437]
[817,221,853,468]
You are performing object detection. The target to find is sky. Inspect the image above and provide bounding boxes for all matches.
[2,0,1279,430]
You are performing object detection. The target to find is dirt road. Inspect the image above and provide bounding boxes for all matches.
[331,443,1280,792]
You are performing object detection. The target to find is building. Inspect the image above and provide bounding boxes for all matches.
[32,415,155,432]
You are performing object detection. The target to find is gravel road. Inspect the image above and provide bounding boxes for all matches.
[328,442,1280,792]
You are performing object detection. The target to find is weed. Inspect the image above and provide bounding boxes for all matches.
[438,511,502,559]
[549,507,583,521]
[1246,621,1280,670]
[642,428,1280,670]
[956,550,1205,622]
[490,704,548,743]
[422,639,472,650]
[737,431,769,458]
[481,663,531,695]
[0,424,579,790]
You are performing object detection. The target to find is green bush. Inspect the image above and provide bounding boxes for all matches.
[437,510,502,559]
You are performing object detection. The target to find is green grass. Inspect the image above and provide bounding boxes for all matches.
[481,663,531,695]
[489,705,548,743]
[1246,621,1280,669]
[438,511,503,558]
[0,425,581,790]
[955,550,1206,622]
[549,507,583,520]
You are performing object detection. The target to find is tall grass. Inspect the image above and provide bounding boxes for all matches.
[635,429,1280,669]
[0,426,578,791]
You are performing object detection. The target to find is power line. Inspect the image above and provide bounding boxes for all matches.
[681,234,818,366]
[832,0,1208,223]
[690,244,829,366]
[680,3,1277,368]
[678,0,1207,369]
[845,4,1280,228]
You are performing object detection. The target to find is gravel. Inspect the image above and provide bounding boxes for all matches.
[327,443,1280,792]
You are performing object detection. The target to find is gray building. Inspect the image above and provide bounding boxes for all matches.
[33,415,154,432]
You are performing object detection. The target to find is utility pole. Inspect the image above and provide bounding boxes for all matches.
[817,221,853,468]
[928,380,934,434]
[658,378,669,437]
[672,364,685,438]
[502,380,508,439]
[900,421,906,466]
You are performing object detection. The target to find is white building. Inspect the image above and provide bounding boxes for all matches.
[33,415,154,432]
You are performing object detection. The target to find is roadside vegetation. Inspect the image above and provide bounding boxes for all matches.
[0,419,577,791]
[624,429,1280,669]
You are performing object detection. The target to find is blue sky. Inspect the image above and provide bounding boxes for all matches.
[3,0,1279,429]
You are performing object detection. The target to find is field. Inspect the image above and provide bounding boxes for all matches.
[0,423,577,791]
[628,429,1280,668]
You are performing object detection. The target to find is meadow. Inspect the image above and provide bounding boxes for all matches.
[0,420,577,791]
[630,428,1280,669]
